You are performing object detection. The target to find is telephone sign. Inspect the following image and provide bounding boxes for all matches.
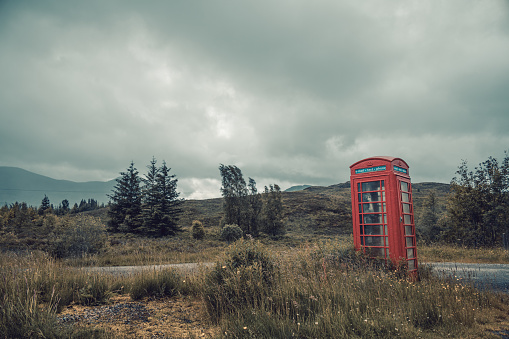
[350,156,418,273]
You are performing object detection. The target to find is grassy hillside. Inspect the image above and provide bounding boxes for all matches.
[176,181,450,237]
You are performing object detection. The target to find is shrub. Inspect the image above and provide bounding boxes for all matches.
[50,215,107,258]
[220,224,243,243]
[203,239,275,322]
[129,269,184,300]
[191,220,205,240]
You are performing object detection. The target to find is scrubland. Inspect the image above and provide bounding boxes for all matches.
[1,235,508,338]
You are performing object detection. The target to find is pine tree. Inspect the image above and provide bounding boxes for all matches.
[140,157,160,235]
[107,161,143,233]
[38,195,51,215]
[151,161,183,236]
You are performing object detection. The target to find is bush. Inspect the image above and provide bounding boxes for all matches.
[203,239,275,322]
[220,224,243,243]
[191,220,205,240]
[130,269,184,300]
[50,215,107,258]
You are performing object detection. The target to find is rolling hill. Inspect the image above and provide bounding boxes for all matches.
[0,166,116,207]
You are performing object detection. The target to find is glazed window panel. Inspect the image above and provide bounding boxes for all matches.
[364,225,384,235]
[405,226,413,235]
[362,192,382,202]
[407,260,416,270]
[362,181,381,192]
[402,192,410,203]
[402,203,411,214]
[407,248,415,259]
[363,203,383,213]
[405,237,414,247]
[404,214,412,224]
[363,214,384,224]
[364,236,384,247]
[401,182,409,192]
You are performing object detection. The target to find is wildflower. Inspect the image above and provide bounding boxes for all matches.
[243,327,248,330]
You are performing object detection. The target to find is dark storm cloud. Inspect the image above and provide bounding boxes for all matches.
[0,0,508,198]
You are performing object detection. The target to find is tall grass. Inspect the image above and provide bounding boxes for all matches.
[419,243,509,264]
[203,239,509,338]
[0,251,116,338]
[66,236,226,267]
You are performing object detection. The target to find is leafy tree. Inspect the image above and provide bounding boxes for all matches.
[219,164,249,230]
[107,161,143,233]
[443,152,509,247]
[417,191,441,243]
[261,184,285,236]
[246,178,262,236]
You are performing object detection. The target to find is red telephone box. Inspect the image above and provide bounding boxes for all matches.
[350,156,418,272]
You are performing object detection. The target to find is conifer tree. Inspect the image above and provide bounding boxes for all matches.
[107,161,143,233]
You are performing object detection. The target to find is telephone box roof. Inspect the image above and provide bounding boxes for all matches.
[349,156,408,169]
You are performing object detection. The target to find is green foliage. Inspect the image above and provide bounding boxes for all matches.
[261,184,285,237]
[50,215,107,258]
[417,191,441,243]
[108,159,182,237]
[443,151,509,247]
[203,239,276,322]
[191,220,205,240]
[218,164,284,238]
[107,161,143,233]
[129,269,184,300]
[209,240,507,338]
[220,224,243,243]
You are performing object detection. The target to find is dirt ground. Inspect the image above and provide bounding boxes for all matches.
[58,295,220,338]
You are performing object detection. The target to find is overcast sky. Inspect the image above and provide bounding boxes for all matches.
[1,1,508,199]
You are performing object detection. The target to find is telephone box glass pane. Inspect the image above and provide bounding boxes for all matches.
[384,225,388,235]
[405,237,414,247]
[408,260,416,270]
[359,225,364,235]
[407,248,415,259]
[385,248,390,257]
[385,237,389,246]
[401,182,409,192]
[364,225,383,235]
[364,236,384,246]
[368,247,384,257]
[402,203,411,213]
[404,215,412,224]
[364,214,383,224]
[362,192,382,202]
[402,192,410,202]
[357,183,360,192]
[381,180,385,190]
[405,226,413,235]
[363,203,383,213]
[362,181,381,192]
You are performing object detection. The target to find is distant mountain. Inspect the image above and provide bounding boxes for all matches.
[284,185,312,192]
[0,166,116,207]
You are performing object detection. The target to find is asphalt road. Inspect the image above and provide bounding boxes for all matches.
[429,262,509,294]
[82,261,509,294]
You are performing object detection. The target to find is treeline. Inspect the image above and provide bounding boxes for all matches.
[37,195,104,215]
[418,151,509,247]
[0,203,105,257]
[107,159,183,237]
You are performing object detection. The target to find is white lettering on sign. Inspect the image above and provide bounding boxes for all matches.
[355,166,386,174]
